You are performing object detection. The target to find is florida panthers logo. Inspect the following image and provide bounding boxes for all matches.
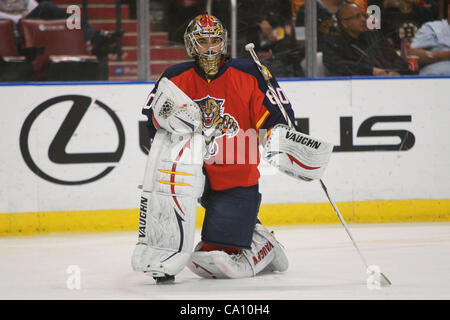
[194,96,239,159]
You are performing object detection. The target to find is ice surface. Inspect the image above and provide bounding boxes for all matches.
[0,223,449,300]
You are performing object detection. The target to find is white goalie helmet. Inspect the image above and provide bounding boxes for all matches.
[184,14,228,76]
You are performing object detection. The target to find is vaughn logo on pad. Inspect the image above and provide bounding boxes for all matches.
[285,131,322,149]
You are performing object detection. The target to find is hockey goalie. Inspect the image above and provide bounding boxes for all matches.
[131,14,333,283]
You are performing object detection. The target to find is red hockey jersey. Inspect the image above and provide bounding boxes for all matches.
[143,58,296,191]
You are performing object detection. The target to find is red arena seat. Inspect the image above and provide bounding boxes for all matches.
[0,20,33,82]
[0,20,19,57]
[20,19,98,81]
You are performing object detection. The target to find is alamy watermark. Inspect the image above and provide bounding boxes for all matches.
[66,5,81,30]
[66,265,81,290]
[366,265,382,290]
[366,5,381,30]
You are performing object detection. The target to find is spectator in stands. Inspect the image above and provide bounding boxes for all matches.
[295,0,349,52]
[167,0,206,44]
[0,0,122,58]
[209,0,292,55]
[256,16,304,77]
[291,0,305,20]
[409,3,450,75]
[243,0,302,77]
[381,0,434,51]
[323,2,409,76]
[248,0,292,50]
[205,0,301,76]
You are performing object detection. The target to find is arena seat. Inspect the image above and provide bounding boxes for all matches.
[20,19,99,81]
[0,20,18,56]
[0,20,33,82]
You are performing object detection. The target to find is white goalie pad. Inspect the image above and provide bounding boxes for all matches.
[263,124,334,181]
[188,224,288,279]
[151,77,202,134]
[131,129,205,278]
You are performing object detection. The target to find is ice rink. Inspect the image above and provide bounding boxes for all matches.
[0,222,449,300]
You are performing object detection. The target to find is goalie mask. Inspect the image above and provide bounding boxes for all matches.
[184,14,227,77]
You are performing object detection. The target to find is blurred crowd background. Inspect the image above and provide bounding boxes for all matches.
[0,0,448,82]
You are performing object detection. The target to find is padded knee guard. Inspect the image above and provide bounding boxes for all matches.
[188,223,288,279]
[131,129,205,279]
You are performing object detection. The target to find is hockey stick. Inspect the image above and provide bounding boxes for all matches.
[245,43,391,287]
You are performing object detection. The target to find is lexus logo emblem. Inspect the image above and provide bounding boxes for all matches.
[20,95,125,185]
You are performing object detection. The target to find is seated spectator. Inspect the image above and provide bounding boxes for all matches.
[323,2,409,76]
[256,17,304,77]
[167,0,205,44]
[409,3,450,75]
[251,0,292,50]
[208,0,301,76]
[291,0,305,19]
[0,0,122,59]
[248,0,302,77]
[381,0,434,52]
[296,0,349,52]
[211,0,292,56]
[353,0,367,11]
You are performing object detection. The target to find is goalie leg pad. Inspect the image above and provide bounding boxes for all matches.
[131,129,205,278]
[254,223,288,273]
[187,224,288,279]
[186,242,236,279]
